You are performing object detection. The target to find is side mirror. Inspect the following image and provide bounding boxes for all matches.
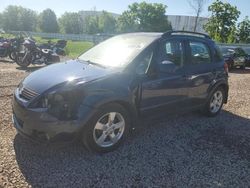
[158,60,178,74]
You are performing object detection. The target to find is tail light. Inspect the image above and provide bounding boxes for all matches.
[224,63,229,74]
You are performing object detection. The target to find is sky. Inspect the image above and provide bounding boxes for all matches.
[0,0,249,21]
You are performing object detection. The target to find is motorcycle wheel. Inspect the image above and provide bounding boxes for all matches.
[56,49,66,56]
[16,53,31,68]
[60,51,66,56]
[9,51,17,61]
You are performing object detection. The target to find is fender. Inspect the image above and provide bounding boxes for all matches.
[207,78,229,103]
[78,86,139,127]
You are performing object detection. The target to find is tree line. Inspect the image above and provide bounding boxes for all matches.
[0,1,249,43]
[0,2,172,35]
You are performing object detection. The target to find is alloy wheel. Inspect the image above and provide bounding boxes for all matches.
[93,112,125,148]
[210,90,223,113]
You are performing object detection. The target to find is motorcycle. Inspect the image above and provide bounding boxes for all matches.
[39,40,67,56]
[0,37,23,60]
[16,38,60,68]
[53,40,67,56]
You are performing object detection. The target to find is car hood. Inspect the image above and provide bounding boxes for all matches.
[22,60,116,94]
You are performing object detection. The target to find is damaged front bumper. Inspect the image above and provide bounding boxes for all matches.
[12,92,96,143]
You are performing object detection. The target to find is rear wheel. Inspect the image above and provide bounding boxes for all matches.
[9,51,16,61]
[228,63,233,71]
[240,63,246,70]
[204,87,225,117]
[82,103,131,153]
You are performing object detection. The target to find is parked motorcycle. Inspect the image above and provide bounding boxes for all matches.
[16,38,60,68]
[0,37,23,60]
[39,40,67,56]
[53,40,67,56]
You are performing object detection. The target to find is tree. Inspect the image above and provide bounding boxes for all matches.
[59,12,83,34]
[204,0,240,43]
[0,13,3,28]
[84,15,100,34]
[39,9,59,33]
[188,0,208,32]
[98,11,116,34]
[117,2,172,33]
[1,5,37,31]
[19,8,37,31]
[237,16,250,43]
[83,11,117,34]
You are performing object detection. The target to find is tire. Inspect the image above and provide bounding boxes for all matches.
[228,63,233,71]
[9,51,16,61]
[59,50,66,56]
[56,49,66,56]
[204,87,225,117]
[16,52,31,68]
[240,63,245,70]
[82,103,131,153]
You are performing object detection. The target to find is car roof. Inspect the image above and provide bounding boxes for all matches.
[117,31,213,42]
[118,32,163,39]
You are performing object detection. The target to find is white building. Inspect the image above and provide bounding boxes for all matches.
[167,15,209,33]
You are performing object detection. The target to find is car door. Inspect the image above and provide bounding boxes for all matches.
[139,38,189,113]
[184,39,218,106]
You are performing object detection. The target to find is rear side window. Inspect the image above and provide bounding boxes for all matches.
[214,45,223,62]
[189,41,212,64]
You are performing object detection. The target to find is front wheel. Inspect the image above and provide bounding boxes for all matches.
[82,103,130,153]
[204,87,225,117]
[16,52,31,68]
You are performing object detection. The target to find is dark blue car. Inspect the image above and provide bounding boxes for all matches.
[12,31,229,153]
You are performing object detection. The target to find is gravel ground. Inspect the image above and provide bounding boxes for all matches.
[1,61,250,187]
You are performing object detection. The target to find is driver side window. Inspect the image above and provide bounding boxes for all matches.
[135,46,155,75]
[161,40,184,67]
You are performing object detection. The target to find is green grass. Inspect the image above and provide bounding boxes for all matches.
[0,33,15,38]
[0,34,94,58]
[33,37,58,43]
[31,37,94,58]
[65,41,94,58]
[32,37,94,58]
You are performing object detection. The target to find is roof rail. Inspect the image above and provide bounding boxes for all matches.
[162,30,211,39]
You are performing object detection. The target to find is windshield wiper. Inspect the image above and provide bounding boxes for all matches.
[78,59,106,68]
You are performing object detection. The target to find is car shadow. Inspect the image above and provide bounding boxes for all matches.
[16,65,45,72]
[229,67,250,74]
[13,110,250,187]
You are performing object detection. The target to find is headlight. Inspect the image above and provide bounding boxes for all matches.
[34,86,85,121]
[42,91,82,120]
[30,79,87,120]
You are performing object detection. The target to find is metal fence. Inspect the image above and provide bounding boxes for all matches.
[7,31,250,51]
[9,31,113,43]
[218,43,250,48]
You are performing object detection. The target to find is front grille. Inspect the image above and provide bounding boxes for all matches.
[20,87,39,101]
